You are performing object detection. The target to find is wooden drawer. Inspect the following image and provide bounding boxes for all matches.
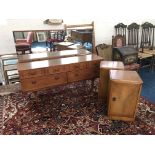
[69,62,87,71]
[87,67,99,78]
[20,76,48,91]
[20,72,67,91]
[87,60,100,70]
[48,65,66,74]
[19,68,45,79]
[47,72,67,86]
[68,69,91,82]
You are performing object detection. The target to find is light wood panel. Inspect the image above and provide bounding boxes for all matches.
[108,70,143,121]
[98,61,124,100]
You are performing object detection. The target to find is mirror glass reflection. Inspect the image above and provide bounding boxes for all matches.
[12,23,94,54]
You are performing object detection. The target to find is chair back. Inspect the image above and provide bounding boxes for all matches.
[26,32,34,44]
[140,22,154,51]
[115,23,127,44]
[127,22,140,50]
[96,43,112,60]
[112,34,126,48]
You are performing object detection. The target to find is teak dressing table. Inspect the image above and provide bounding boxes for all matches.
[17,54,103,92]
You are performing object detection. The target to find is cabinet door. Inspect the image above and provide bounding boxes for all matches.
[108,82,141,118]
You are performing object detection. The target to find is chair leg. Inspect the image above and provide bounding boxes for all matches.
[29,49,32,54]
[149,56,154,72]
[22,51,25,55]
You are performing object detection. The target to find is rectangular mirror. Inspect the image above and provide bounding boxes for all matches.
[12,22,95,54]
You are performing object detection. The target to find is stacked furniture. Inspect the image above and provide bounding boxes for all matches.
[0,54,19,84]
[98,60,143,121]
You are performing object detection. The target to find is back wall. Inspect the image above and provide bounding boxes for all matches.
[0,0,155,55]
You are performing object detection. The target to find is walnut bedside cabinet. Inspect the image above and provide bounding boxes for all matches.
[108,70,143,121]
[98,61,124,101]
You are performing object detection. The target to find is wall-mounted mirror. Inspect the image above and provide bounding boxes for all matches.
[12,22,95,54]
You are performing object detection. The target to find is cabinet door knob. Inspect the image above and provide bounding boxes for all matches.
[31,81,37,84]
[112,97,116,101]
[29,72,36,75]
[54,68,59,72]
[54,76,60,80]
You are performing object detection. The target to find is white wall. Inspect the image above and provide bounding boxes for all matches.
[1,0,155,55]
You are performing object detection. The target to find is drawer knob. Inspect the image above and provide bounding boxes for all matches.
[29,72,36,75]
[74,65,79,69]
[54,76,60,80]
[112,97,116,101]
[54,69,59,72]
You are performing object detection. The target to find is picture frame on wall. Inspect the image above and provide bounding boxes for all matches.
[36,32,47,42]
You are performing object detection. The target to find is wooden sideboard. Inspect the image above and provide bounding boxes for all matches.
[17,54,103,92]
[18,49,91,63]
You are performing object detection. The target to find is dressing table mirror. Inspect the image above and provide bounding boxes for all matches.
[12,22,96,54]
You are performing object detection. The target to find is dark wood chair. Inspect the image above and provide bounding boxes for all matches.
[127,22,153,70]
[127,22,140,50]
[140,22,154,51]
[139,22,155,70]
[114,23,127,44]
[112,34,126,48]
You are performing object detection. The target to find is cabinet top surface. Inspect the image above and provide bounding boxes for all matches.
[100,61,124,69]
[17,54,103,71]
[110,70,143,84]
[18,49,91,63]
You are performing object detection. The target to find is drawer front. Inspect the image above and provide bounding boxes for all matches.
[19,69,45,79]
[20,76,48,91]
[47,72,67,86]
[68,69,91,82]
[87,60,100,70]
[20,72,67,91]
[69,62,87,71]
[87,67,99,78]
[87,60,100,77]
[48,65,66,74]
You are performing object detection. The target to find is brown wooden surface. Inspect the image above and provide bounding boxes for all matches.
[108,70,143,121]
[18,49,91,63]
[109,70,143,84]
[98,61,124,100]
[17,54,102,71]
[18,54,103,92]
